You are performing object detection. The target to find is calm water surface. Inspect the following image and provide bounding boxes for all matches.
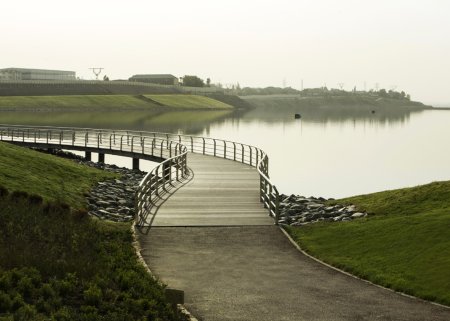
[3,106,450,198]
[200,108,450,198]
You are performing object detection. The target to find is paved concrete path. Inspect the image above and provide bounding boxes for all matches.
[137,155,450,321]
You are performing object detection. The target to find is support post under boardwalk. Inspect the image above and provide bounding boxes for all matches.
[85,151,92,161]
[133,158,140,170]
[98,153,105,163]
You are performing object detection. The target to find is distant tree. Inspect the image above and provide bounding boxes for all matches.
[103,75,109,81]
[182,75,204,87]
[400,91,406,99]
[206,78,211,87]
[378,89,388,97]
[406,94,411,100]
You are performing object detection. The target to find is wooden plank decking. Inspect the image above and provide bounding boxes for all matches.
[147,153,273,226]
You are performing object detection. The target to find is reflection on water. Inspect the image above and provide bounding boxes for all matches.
[2,105,449,198]
[0,109,233,134]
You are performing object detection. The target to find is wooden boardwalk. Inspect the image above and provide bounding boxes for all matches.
[147,153,273,226]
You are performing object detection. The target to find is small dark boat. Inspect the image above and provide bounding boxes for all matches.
[294,113,301,119]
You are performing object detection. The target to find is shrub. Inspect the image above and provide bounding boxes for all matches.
[9,191,29,202]
[27,194,43,205]
[83,284,102,306]
[13,304,37,321]
[0,185,9,198]
[0,291,13,312]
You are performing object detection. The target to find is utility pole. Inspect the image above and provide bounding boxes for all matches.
[89,67,104,80]
[338,83,344,90]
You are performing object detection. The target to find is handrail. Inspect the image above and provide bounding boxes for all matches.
[0,125,280,224]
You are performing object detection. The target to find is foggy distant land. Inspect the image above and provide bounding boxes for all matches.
[0,80,438,114]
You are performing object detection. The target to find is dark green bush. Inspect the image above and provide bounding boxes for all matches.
[0,185,8,197]
[0,194,178,321]
[27,194,43,205]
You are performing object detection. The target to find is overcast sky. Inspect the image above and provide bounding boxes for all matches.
[1,0,449,104]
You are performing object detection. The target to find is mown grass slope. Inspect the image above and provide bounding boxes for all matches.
[0,95,158,110]
[0,142,115,208]
[146,94,233,109]
[0,94,234,110]
[286,180,450,306]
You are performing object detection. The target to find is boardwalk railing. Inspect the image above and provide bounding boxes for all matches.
[134,145,189,226]
[131,132,281,222]
[0,125,280,224]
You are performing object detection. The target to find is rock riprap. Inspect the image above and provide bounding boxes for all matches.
[35,149,146,222]
[278,194,368,226]
[80,161,146,222]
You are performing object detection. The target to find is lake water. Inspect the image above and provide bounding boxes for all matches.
[2,105,450,199]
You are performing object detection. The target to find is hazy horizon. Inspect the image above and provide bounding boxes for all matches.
[1,0,449,105]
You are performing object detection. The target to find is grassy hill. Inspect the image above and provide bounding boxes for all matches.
[243,94,431,109]
[286,180,450,306]
[0,94,233,111]
[145,94,233,109]
[0,143,179,320]
[0,142,115,208]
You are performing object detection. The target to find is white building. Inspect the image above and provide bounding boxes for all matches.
[0,68,76,81]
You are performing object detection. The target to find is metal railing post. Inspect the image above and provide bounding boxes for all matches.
[274,186,280,225]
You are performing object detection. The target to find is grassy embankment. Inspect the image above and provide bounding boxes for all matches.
[0,142,179,320]
[0,94,233,111]
[286,181,450,306]
[145,94,232,109]
[0,110,233,129]
[242,94,430,109]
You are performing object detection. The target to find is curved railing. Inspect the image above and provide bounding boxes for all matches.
[134,145,189,226]
[0,124,280,224]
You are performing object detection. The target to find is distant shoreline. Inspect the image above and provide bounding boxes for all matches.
[241,94,433,110]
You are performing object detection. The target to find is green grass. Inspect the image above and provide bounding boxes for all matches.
[286,180,450,306]
[0,94,234,111]
[146,94,233,109]
[0,142,116,208]
[0,95,158,110]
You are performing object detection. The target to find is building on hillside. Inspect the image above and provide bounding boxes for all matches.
[0,68,76,81]
[129,74,178,85]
